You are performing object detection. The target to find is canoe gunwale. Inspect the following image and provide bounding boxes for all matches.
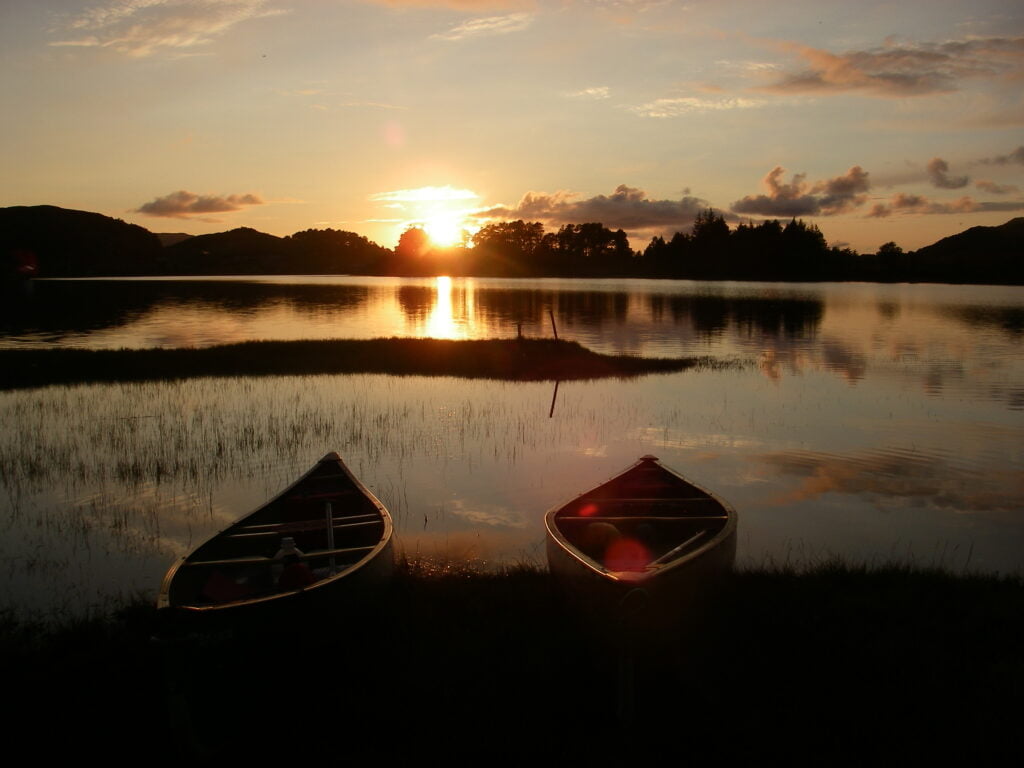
[157,451,393,614]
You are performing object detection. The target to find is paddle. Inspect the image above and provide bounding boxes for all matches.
[647,529,707,567]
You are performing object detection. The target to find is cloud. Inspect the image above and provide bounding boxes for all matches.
[867,193,1024,217]
[926,157,969,189]
[135,190,264,218]
[975,180,1020,195]
[731,166,871,217]
[566,86,611,100]
[370,186,480,203]
[431,13,533,41]
[362,0,528,8]
[629,96,765,118]
[760,35,1024,97]
[476,184,721,230]
[978,146,1024,165]
[51,0,286,57]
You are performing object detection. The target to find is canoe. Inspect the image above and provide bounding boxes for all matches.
[545,454,737,625]
[157,452,393,621]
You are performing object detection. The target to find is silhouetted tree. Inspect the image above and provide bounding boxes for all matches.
[471,220,547,276]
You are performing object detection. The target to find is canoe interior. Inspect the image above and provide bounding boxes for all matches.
[550,456,734,574]
[165,454,390,611]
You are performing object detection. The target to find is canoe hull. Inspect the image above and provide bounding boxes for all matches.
[158,452,393,627]
[545,455,736,637]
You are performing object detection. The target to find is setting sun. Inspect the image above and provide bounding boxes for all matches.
[423,215,464,248]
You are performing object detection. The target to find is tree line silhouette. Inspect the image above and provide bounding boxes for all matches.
[391,211,1023,284]
[3,205,1022,285]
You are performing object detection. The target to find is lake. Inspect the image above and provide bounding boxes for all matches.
[1,275,1022,618]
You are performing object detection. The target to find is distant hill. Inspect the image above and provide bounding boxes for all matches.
[909,217,1024,284]
[163,227,294,274]
[156,232,193,247]
[163,226,392,275]
[0,205,162,277]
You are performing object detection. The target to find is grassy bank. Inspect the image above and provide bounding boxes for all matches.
[3,561,1022,763]
[0,337,722,390]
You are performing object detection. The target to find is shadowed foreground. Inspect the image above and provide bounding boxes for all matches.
[3,561,1021,763]
[0,338,719,390]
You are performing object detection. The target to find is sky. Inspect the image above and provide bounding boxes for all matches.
[2,0,1023,253]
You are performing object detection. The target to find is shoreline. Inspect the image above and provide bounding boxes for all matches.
[4,561,1021,761]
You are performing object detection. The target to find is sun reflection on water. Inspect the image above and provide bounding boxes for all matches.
[426,276,463,339]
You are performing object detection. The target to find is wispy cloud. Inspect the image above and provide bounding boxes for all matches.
[731,166,871,217]
[371,186,480,203]
[977,145,1024,165]
[431,13,533,41]
[975,180,1020,195]
[867,193,1024,217]
[760,35,1024,98]
[51,0,286,58]
[476,184,722,230]
[629,96,764,118]
[926,157,969,189]
[362,0,529,8]
[135,190,264,218]
[566,86,611,100]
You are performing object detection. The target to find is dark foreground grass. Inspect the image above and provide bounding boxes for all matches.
[3,562,1022,765]
[0,337,721,390]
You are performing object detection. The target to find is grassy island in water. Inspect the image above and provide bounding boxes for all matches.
[0,337,724,390]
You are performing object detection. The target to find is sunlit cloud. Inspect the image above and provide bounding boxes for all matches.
[362,0,529,8]
[371,186,480,204]
[51,0,287,58]
[477,183,724,230]
[135,190,264,218]
[926,157,969,189]
[566,86,611,100]
[867,193,1024,218]
[731,166,871,217]
[975,180,1020,195]
[760,35,1024,97]
[431,12,533,41]
[629,96,765,118]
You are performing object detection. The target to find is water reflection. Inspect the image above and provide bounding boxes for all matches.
[2,278,1024,617]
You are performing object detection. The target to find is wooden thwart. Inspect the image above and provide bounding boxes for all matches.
[236,513,381,533]
[227,518,383,538]
[182,544,376,568]
[557,514,728,523]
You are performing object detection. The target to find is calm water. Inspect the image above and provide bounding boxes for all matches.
[2,276,1022,618]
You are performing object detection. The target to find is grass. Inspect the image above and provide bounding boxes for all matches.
[0,337,725,390]
[3,560,1022,764]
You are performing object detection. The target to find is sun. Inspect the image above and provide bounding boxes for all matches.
[423,215,464,248]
